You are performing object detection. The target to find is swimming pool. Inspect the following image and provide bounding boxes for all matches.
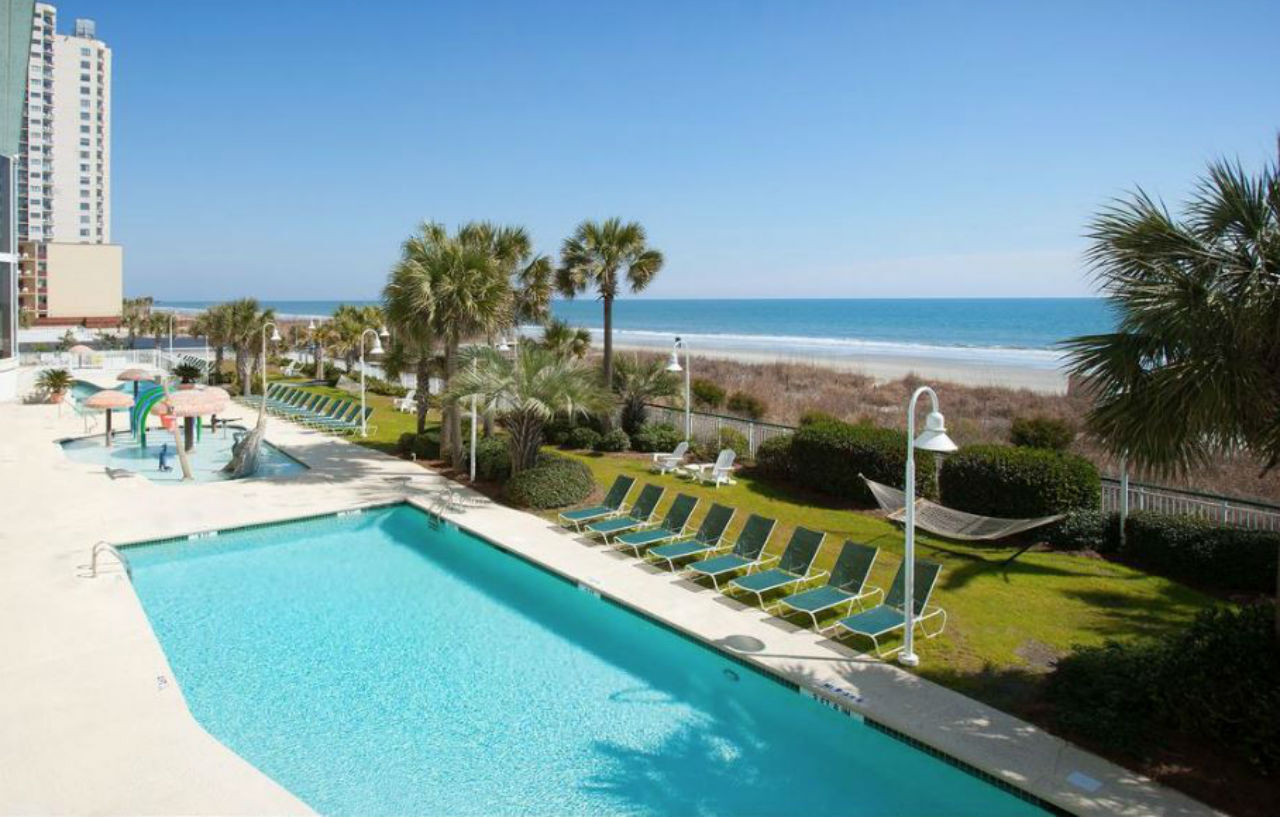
[60,426,307,483]
[125,505,1050,817]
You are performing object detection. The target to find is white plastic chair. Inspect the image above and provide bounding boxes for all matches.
[680,449,737,488]
[395,388,417,413]
[651,440,689,474]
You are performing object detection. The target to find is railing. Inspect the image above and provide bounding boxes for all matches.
[1100,478,1280,532]
[20,349,162,368]
[644,402,1280,532]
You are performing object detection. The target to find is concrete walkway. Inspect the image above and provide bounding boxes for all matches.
[0,382,1220,816]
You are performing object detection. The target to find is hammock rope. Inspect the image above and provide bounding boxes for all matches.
[862,477,1063,542]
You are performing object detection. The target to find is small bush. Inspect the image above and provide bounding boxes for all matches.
[940,444,1099,518]
[799,410,840,427]
[396,432,417,457]
[1042,509,1121,553]
[630,423,683,453]
[543,414,573,445]
[565,426,602,450]
[726,391,767,420]
[504,455,595,509]
[691,378,726,409]
[411,431,441,461]
[1009,415,1075,452]
[465,435,511,482]
[753,433,794,480]
[594,429,631,453]
[1047,603,1279,772]
[1122,512,1280,593]
[790,419,935,505]
[716,427,749,462]
[365,376,409,398]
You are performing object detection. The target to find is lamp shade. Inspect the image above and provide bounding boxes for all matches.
[270,327,283,343]
[369,337,384,355]
[913,411,958,453]
[665,351,683,373]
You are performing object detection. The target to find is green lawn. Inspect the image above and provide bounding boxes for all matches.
[266,377,1215,710]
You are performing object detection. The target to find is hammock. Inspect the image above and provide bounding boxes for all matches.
[862,477,1063,542]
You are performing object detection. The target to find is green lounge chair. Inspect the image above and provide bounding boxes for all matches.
[685,514,777,589]
[305,399,352,427]
[331,406,374,435]
[585,484,665,541]
[647,504,736,570]
[558,475,636,530]
[311,403,361,431]
[726,527,825,607]
[613,494,699,556]
[776,541,882,628]
[833,559,946,658]
[289,395,330,419]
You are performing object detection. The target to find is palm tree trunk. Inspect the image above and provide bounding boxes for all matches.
[444,338,462,467]
[415,356,430,434]
[601,295,614,431]
[508,410,542,474]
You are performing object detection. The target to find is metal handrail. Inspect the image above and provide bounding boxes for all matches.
[89,541,131,580]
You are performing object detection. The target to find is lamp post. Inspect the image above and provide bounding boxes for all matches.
[307,318,317,367]
[665,337,691,441]
[261,321,282,401]
[167,312,176,356]
[359,326,389,437]
[899,385,958,667]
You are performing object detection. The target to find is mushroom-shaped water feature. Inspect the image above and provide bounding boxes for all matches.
[67,344,93,368]
[157,387,231,451]
[116,368,156,399]
[83,389,135,447]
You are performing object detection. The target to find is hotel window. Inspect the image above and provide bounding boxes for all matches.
[80,203,89,211]
[79,138,89,146]
[80,73,90,82]
[81,47,90,55]
[80,216,89,224]
[81,60,90,68]
[80,229,89,237]
[80,86,90,94]
[81,112,90,121]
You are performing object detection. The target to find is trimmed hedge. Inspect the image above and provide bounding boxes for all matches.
[1008,415,1075,451]
[503,455,595,509]
[630,423,683,453]
[594,429,631,453]
[753,433,794,480]
[1047,603,1279,772]
[565,426,602,450]
[1122,512,1280,593]
[940,444,1099,518]
[1043,509,1121,553]
[464,436,511,482]
[789,420,934,505]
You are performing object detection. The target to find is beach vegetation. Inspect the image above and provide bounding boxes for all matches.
[556,217,664,398]
[504,454,595,509]
[1009,415,1075,452]
[940,444,1100,518]
[690,377,726,409]
[798,409,841,426]
[540,318,592,360]
[726,390,767,420]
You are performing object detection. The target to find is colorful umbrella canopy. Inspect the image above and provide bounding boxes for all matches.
[157,387,230,417]
[116,367,157,399]
[67,344,93,355]
[83,390,135,447]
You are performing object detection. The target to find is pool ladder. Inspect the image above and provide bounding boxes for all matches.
[88,541,132,580]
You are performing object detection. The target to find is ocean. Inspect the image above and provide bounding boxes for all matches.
[156,297,1112,372]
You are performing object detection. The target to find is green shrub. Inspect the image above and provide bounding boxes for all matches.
[1122,512,1280,593]
[630,423,683,453]
[726,391,767,420]
[504,455,595,509]
[594,429,631,453]
[1047,604,1279,772]
[790,420,935,505]
[753,433,794,480]
[365,376,409,398]
[543,414,574,444]
[716,427,749,461]
[691,378,726,409]
[396,432,417,457]
[939,445,1099,518]
[799,410,840,427]
[565,426,602,450]
[1009,415,1075,452]
[465,435,511,482]
[1043,509,1121,552]
[411,430,440,460]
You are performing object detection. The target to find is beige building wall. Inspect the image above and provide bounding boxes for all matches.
[44,241,120,318]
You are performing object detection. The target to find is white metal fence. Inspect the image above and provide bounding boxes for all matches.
[20,349,163,369]
[642,403,797,457]
[1100,478,1280,532]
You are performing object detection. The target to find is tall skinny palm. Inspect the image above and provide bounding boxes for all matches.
[556,218,664,390]
[383,229,439,433]
[1064,151,1280,632]
[448,344,611,473]
[613,354,679,435]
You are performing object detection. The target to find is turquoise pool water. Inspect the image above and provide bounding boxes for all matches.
[60,427,307,483]
[126,505,1049,817]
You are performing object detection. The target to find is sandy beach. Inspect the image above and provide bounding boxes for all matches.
[608,339,1069,394]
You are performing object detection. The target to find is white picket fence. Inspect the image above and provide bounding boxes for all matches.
[1100,478,1280,532]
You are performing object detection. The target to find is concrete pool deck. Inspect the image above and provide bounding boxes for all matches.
[0,382,1221,816]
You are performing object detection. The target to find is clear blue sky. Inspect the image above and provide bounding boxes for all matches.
[57,0,1280,300]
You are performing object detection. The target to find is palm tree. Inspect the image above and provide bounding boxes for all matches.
[120,297,153,349]
[613,353,679,435]
[331,304,385,373]
[223,298,275,395]
[190,304,232,382]
[1064,149,1280,633]
[448,344,611,473]
[147,312,169,351]
[556,218,664,390]
[540,318,592,360]
[384,230,439,433]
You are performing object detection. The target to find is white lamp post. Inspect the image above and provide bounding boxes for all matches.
[260,321,282,401]
[307,319,317,367]
[167,312,176,356]
[900,385,958,667]
[359,326,389,437]
[665,337,691,441]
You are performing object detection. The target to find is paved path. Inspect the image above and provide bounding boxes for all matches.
[0,382,1219,816]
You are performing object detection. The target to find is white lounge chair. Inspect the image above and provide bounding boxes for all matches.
[281,360,298,377]
[679,449,736,488]
[651,440,689,474]
[395,388,417,413]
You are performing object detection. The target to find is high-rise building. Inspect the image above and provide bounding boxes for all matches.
[1,0,36,401]
[16,1,121,327]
